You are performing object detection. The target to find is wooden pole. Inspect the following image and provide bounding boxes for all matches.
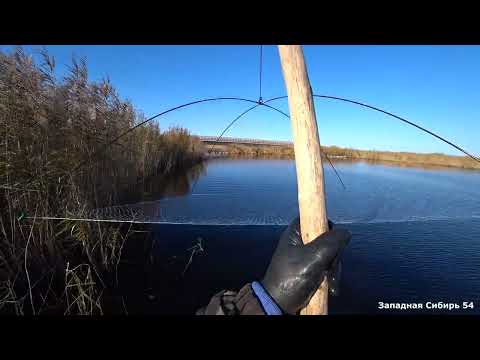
[278,45,329,315]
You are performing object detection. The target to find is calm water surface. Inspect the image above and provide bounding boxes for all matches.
[123,159,480,314]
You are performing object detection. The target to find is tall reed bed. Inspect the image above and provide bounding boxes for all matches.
[0,47,204,314]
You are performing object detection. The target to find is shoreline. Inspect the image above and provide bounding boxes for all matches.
[204,153,480,172]
[202,143,480,171]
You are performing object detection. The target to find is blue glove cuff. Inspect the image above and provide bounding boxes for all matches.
[251,281,283,315]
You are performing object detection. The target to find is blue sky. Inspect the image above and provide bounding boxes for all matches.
[1,45,479,156]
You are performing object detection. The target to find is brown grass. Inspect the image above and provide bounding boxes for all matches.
[0,47,205,315]
[322,145,480,170]
[210,142,480,170]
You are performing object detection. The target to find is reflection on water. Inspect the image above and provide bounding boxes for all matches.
[145,162,207,200]
[90,162,206,221]
[109,158,480,225]
[116,159,480,314]
[116,162,207,205]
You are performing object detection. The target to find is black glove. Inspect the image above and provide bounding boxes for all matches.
[261,217,351,315]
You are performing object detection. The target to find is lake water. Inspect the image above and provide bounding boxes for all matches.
[121,159,480,315]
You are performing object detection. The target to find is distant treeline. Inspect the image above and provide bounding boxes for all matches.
[211,143,480,170]
[0,47,204,314]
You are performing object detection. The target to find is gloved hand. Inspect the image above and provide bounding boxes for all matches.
[261,217,351,315]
